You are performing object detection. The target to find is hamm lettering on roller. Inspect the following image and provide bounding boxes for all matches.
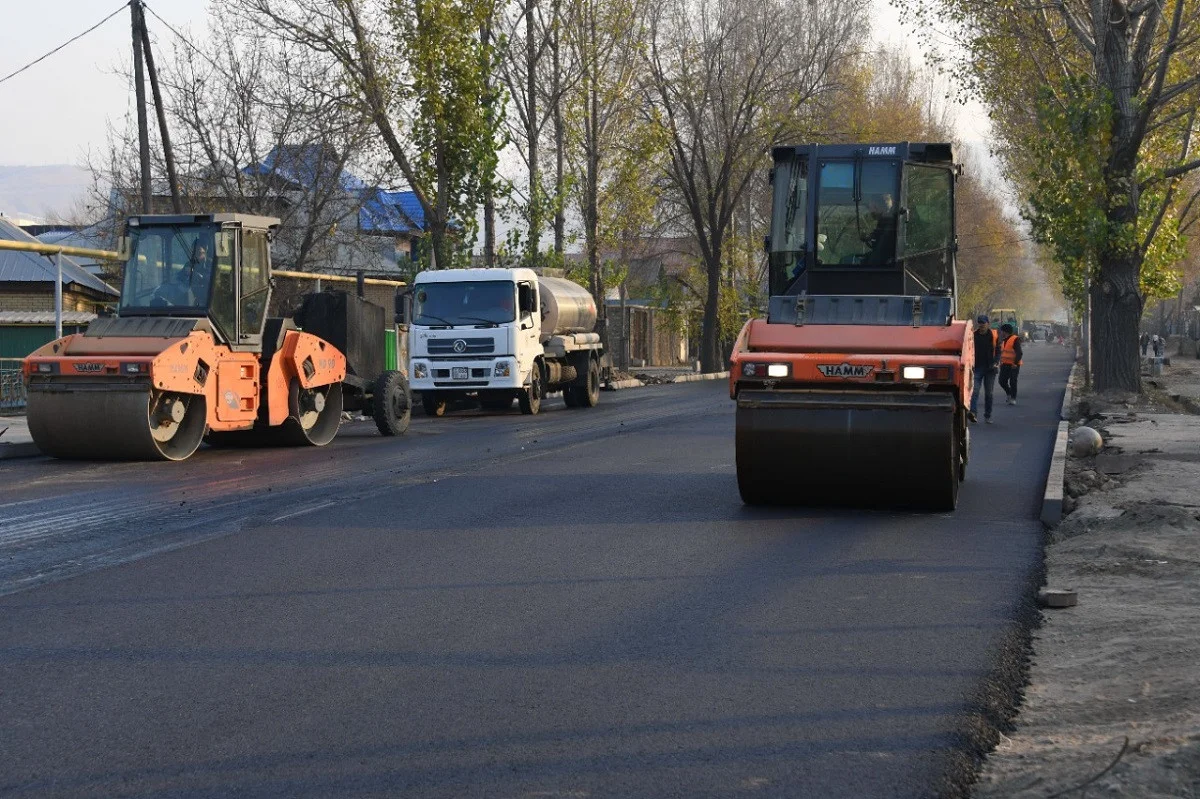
[817,363,875,379]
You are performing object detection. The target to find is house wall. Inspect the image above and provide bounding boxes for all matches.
[0,289,108,314]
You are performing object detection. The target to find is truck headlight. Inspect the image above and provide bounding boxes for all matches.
[493,361,511,377]
[414,362,428,379]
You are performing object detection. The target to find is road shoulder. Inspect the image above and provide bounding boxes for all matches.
[974,358,1200,797]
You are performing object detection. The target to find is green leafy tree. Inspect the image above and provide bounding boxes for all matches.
[897,0,1200,391]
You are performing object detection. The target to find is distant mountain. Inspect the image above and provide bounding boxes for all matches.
[0,165,92,224]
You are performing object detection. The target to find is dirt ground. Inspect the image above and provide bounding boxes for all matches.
[973,356,1200,798]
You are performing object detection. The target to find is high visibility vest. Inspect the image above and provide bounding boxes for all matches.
[1001,335,1022,366]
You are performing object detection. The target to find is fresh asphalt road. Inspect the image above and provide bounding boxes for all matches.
[0,346,1074,798]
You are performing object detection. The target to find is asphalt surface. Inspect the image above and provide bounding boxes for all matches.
[0,345,1074,798]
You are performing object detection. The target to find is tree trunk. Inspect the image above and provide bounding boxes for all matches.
[700,253,721,372]
[551,0,566,258]
[482,18,496,269]
[1091,249,1143,391]
[526,0,541,268]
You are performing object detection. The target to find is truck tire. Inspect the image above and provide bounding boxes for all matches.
[422,392,447,417]
[519,361,543,415]
[578,357,601,408]
[372,370,411,436]
[563,386,580,407]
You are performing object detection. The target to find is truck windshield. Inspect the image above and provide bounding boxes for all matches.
[119,224,224,314]
[413,281,516,325]
[815,160,899,267]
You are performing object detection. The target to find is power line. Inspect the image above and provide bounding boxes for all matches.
[958,236,1036,252]
[142,2,223,76]
[0,2,130,88]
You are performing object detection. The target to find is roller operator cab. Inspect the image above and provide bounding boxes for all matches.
[22,214,353,461]
[408,268,604,416]
[731,143,973,510]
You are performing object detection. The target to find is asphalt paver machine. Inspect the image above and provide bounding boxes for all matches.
[730,143,973,509]
[23,213,410,461]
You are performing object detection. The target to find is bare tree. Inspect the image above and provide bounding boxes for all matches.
[646,0,867,371]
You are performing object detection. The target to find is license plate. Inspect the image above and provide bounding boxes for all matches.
[451,366,469,380]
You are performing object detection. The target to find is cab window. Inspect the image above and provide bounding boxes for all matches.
[240,230,270,335]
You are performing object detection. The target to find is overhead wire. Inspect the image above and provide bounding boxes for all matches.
[0,2,131,88]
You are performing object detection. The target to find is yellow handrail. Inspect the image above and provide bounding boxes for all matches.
[0,239,124,261]
[273,269,406,288]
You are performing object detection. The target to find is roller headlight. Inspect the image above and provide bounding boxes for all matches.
[902,366,926,380]
[767,364,788,378]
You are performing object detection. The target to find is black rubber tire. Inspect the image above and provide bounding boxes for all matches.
[578,357,600,408]
[422,392,447,417]
[518,361,542,415]
[372,370,411,436]
[563,386,580,407]
[935,420,961,511]
[957,409,969,482]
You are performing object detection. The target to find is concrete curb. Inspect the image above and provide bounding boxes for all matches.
[1060,362,1079,421]
[602,379,645,391]
[0,441,41,461]
[1040,420,1070,528]
[672,371,729,383]
[1041,364,1079,527]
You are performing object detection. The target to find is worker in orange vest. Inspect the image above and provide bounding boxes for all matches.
[999,323,1024,406]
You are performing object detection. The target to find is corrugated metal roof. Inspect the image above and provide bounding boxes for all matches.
[243,145,368,194]
[0,218,119,296]
[0,311,98,325]
[359,190,424,234]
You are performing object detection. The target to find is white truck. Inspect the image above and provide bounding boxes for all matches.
[407,267,604,415]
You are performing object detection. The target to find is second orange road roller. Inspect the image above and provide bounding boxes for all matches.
[22,213,411,461]
[730,142,973,509]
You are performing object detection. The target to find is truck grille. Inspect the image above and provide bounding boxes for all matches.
[428,337,495,355]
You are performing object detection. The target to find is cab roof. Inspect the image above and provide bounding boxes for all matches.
[414,267,538,284]
[772,142,955,165]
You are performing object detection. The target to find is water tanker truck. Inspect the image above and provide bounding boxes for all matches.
[407,268,604,415]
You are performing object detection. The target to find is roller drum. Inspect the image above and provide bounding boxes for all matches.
[735,390,959,510]
[27,384,207,461]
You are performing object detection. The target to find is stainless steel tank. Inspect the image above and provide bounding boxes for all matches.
[539,276,597,336]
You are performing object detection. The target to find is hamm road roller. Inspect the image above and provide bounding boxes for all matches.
[22,213,410,461]
[730,142,973,509]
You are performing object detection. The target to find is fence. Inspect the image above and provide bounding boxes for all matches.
[0,358,26,413]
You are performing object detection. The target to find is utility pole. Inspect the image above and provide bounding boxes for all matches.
[131,0,152,214]
[139,9,182,213]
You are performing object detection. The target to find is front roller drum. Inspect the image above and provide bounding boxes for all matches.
[27,385,208,461]
[735,390,960,510]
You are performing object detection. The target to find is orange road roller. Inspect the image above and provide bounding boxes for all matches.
[730,143,973,509]
[23,214,409,461]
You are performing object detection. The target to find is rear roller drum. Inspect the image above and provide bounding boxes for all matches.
[279,379,342,446]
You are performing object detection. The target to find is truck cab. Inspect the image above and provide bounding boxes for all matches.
[408,268,603,416]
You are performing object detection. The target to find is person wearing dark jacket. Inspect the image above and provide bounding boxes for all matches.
[969,314,1001,423]
[998,323,1024,405]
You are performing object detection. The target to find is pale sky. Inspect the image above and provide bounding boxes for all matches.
[0,0,209,166]
[0,0,994,164]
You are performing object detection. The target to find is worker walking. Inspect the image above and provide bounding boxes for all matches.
[999,323,1023,406]
[969,314,1001,424]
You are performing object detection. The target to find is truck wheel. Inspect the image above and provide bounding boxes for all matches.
[519,361,543,415]
[372,370,411,436]
[563,386,580,407]
[579,357,601,408]
[422,393,447,417]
